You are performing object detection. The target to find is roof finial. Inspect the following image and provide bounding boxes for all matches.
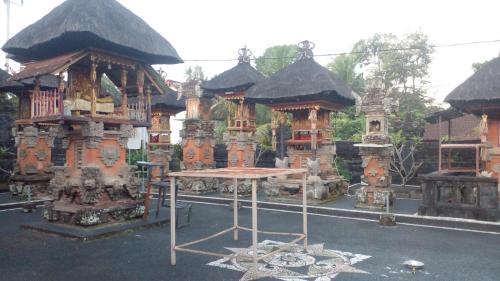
[238,45,252,64]
[297,40,315,60]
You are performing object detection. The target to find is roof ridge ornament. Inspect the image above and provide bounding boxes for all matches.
[238,46,252,64]
[297,40,315,60]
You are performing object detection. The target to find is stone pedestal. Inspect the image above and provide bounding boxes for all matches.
[44,122,144,226]
[354,144,393,209]
[10,125,58,198]
[179,119,217,193]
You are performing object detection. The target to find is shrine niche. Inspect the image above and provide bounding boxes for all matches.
[247,41,355,202]
[354,82,396,209]
[201,47,264,195]
[2,0,182,226]
[178,80,217,193]
[0,70,61,198]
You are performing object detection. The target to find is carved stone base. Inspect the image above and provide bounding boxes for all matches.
[9,174,52,199]
[219,179,253,196]
[355,186,394,210]
[178,177,218,194]
[43,200,145,226]
[262,176,347,202]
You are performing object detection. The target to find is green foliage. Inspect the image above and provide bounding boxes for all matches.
[351,31,440,139]
[256,104,271,126]
[170,143,183,171]
[331,108,364,141]
[184,65,205,81]
[0,146,15,159]
[101,74,121,106]
[327,54,365,94]
[255,45,297,76]
[255,123,272,150]
[126,149,144,166]
[214,121,227,144]
[334,156,352,182]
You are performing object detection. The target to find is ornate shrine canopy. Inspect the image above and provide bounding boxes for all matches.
[2,0,182,65]
[0,68,59,94]
[9,50,168,96]
[247,41,355,109]
[201,47,264,95]
[445,57,500,116]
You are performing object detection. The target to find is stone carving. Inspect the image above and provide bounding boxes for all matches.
[82,121,104,148]
[23,126,39,148]
[99,145,120,167]
[35,150,47,161]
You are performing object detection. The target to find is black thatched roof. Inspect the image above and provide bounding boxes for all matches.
[2,0,182,64]
[445,57,500,108]
[201,61,264,94]
[246,57,355,106]
[0,68,59,93]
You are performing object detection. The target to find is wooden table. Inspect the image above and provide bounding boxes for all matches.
[168,167,308,268]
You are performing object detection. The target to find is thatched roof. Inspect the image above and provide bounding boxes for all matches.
[2,0,182,64]
[201,61,264,94]
[246,57,355,106]
[445,57,500,109]
[0,68,59,93]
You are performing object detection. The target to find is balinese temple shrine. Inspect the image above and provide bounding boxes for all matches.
[0,70,60,198]
[247,41,356,201]
[178,79,217,193]
[2,0,182,226]
[444,57,500,178]
[201,47,264,194]
[418,57,500,221]
[129,78,185,181]
[354,82,395,209]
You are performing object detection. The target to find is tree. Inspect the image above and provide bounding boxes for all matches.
[390,130,423,186]
[327,54,365,94]
[352,32,437,139]
[255,45,297,76]
[184,65,205,81]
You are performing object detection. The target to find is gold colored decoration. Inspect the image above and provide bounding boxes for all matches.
[121,67,128,116]
[90,61,97,115]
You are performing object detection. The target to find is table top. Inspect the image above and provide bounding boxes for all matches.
[169,167,307,179]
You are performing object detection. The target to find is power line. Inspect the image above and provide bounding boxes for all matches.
[182,38,500,62]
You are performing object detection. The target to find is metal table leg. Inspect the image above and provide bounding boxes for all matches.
[170,176,176,265]
[233,178,238,241]
[251,178,258,267]
[302,172,308,249]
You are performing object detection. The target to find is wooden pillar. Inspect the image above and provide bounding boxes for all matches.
[121,67,128,117]
[271,109,277,151]
[90,61,97,116]
[309,108,318,160]
[146,86,152,123]
[137,68,145,121]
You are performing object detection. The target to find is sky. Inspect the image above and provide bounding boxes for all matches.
[1,0,500,142]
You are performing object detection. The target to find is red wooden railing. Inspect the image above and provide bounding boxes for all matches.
[31,90,63,118]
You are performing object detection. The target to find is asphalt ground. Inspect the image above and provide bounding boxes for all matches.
[1,201,500,281]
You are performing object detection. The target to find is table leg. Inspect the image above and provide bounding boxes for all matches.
[170,176,176,265]
[251,178,258,268]
[302,172,308,249]
[233,178,238,241]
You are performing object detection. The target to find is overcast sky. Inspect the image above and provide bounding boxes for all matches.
[2,0,500,142]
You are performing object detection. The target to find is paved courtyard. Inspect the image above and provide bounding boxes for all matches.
[1,201,500,281]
